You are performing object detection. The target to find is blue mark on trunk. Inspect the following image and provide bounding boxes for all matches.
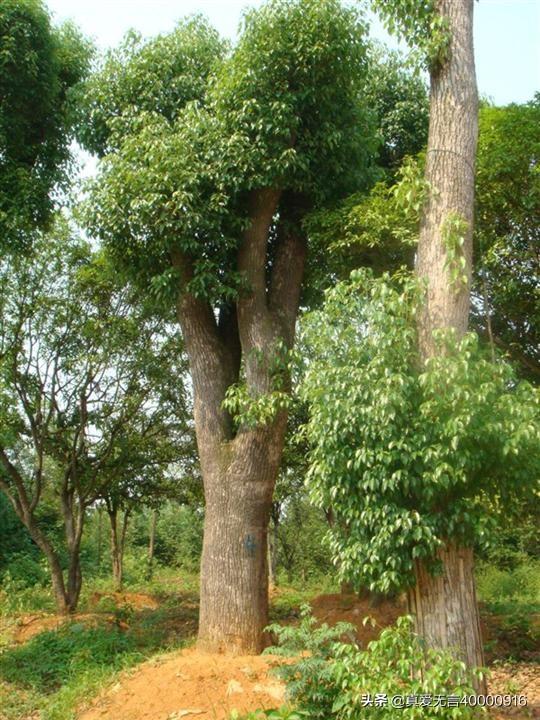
[244,534,257,557]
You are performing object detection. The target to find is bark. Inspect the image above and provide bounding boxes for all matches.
[416,0,478,358]
[108,507,130,591]
[407,546,484,672]
[414,0,485,689]
[147,509,157,578]
[198,423,286,654]
[174,188,307,654]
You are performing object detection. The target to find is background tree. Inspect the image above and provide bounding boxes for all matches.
[98,419,195,590]
[472,97,540,381]
[0,0,91,253]
[80,0,377,653]
[0,227,186,612]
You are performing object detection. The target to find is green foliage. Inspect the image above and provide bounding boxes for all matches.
[442,211,469,290]
[0,623,137,693]
[363,45,429,173]
[266,605,356,719]
[80,0,376,301]
[0,0,92,252]
[370,0,450,70]
[300,269,540,593]
[78,17,226,156]
[267,608,483,719]
[473,97,540,381]
[232,708,309,720]
[476,561,540,607]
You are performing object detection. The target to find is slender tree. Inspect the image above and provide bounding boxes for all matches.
[410,0,482,676]
[0,227,184,612]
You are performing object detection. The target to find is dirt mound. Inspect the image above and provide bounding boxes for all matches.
[14,612,103,643]
[78,648,287,720]
[310,592,405,645]
[88,592,160,610]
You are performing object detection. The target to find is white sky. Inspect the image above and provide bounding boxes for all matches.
[46,0,540,106]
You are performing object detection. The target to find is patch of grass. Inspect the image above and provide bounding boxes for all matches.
[0,585,198,720]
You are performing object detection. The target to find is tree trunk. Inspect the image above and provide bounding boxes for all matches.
[147,508,157,578]
[416,0,478,357]
[108,508,126,591]
[97,506,103,567]
[175,187,306,654]
[414,0,485,688]
[197,425,285,654]
[407,546,484,671]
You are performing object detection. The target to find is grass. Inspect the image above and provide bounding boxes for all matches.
[0,570,201,720]
[0,563,538,720]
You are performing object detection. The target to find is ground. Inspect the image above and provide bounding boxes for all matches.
[0,580,538,720]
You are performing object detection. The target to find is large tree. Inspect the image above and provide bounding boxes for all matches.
[372,0,485,677]
[80,0,376,652]
[0,0,91,252]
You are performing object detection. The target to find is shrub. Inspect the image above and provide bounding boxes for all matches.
[266,606,484,719]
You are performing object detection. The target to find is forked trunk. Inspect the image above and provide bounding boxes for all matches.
[407,545,485,684]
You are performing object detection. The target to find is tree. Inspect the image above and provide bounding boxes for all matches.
[0,0,91,253]
[0,226,185,612]
[372,0,485,677]
[98,418,194,590]
[80,0,376,653]
[472,98,540,382]
[300,269,539,682]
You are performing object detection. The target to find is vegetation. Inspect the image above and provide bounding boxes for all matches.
[0,0,538,718]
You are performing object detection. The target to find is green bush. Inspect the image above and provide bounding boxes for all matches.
[266,606,484,719]
[476,561,540,606]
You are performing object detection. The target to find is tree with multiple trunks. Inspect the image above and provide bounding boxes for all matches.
[0,0,91,252]
[0,227,186,612]
[80,0,377,653]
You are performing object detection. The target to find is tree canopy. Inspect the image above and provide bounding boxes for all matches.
[0,0,91,252]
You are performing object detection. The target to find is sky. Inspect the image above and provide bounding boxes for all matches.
[45,0,540,107]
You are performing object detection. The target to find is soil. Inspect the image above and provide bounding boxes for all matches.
[88,591,161,611]
[76,593,539,720]
[13,592,160,643]
[78,648,288,720]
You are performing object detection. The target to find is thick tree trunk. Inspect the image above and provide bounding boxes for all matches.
[198,425,285,654]
[414,0,485,688]
[407,546,484,671]
[175,186,306,654]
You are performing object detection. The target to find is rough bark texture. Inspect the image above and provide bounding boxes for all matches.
[414,0,485,688]
[407,546,484,671]
[416,0,478,357]
[174,189,307,654]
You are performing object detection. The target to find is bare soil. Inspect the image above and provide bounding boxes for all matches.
[78,648,287,720]
[75,593,539,720]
